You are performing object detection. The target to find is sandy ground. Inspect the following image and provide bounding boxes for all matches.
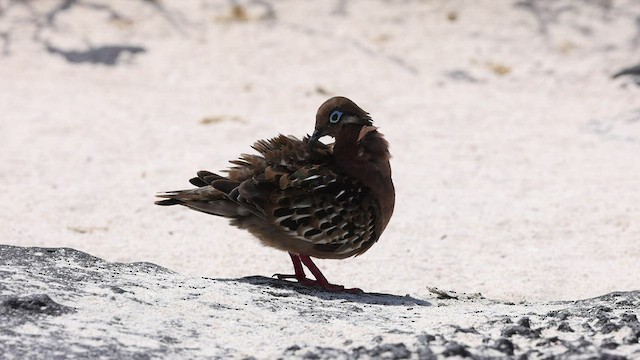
[1,0,639,302]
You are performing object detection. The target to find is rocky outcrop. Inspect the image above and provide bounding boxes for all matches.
[1,245,638,359]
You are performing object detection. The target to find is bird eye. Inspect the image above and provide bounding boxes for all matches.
[329,110,343,124]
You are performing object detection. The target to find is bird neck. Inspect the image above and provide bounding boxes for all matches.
[333,125,395,231]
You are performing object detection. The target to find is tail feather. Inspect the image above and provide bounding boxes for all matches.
[211,179,241,194]
[155,198,182,206]
[155,188,249,218]
[155,169,252,218]
[189,177,208,187]
[197,170,224,184]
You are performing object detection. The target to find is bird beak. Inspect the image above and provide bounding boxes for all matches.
[308,129,323,151]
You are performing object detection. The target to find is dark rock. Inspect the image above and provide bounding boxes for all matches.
[582,322,595,333]
[601,338,619,350]
[0,294,75,316]
[620,313,639,325]
[453,326,479,334]
[596,352,627,360]
[284,346,350,359]
[441,342,471,358]
[492,338,515,355]
[623,333,638,345]
[416,333,436,344]
[557,321,574,332]
[600,322,621,334]
[615,299,635,307]
[547,309,571,320]
[414,334,437,359]
[367,343,411,359]
[501,325,540,338]
[536,336,560,347]
[518,316,532,328]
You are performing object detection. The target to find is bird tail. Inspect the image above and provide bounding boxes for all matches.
[155,171,249,218]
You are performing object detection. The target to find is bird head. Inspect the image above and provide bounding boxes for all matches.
[308,96,373,150]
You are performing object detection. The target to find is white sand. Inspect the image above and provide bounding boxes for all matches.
[2,0,639,302]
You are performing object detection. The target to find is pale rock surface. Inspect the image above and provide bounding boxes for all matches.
[1,245,639,359]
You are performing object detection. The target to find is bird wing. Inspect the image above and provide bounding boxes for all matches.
[198,134,378,257]
[221,163,379,257]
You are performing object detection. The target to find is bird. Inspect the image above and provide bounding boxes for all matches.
[155,96,395,292]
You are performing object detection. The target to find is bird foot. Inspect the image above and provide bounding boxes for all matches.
[273,273,363,293]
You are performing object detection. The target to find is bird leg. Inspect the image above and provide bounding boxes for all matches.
[273,253,309,282]
[274,253,362,293]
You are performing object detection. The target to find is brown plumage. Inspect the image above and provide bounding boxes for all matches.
[156,96,394,292]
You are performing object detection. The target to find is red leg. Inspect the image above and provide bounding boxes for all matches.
[274,254,315,286]
[288,253,306,279]
[275,253,362,293]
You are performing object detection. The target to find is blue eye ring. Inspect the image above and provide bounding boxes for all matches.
[329,110,343,124]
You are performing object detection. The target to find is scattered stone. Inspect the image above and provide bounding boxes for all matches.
[501,325,540,339]
[557,321,574,332]
[601,322,621,334]
[492,338,515,356]
[442,342,472,358]
[517,317,532,328]
[600,338,619,349]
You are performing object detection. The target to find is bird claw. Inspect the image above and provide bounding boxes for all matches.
[272,273,363,293]
[272,273,315,285]
[272,273,297,280]
[315,282,363,294]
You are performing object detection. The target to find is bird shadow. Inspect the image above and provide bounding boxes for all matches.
[211,275,431,307]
